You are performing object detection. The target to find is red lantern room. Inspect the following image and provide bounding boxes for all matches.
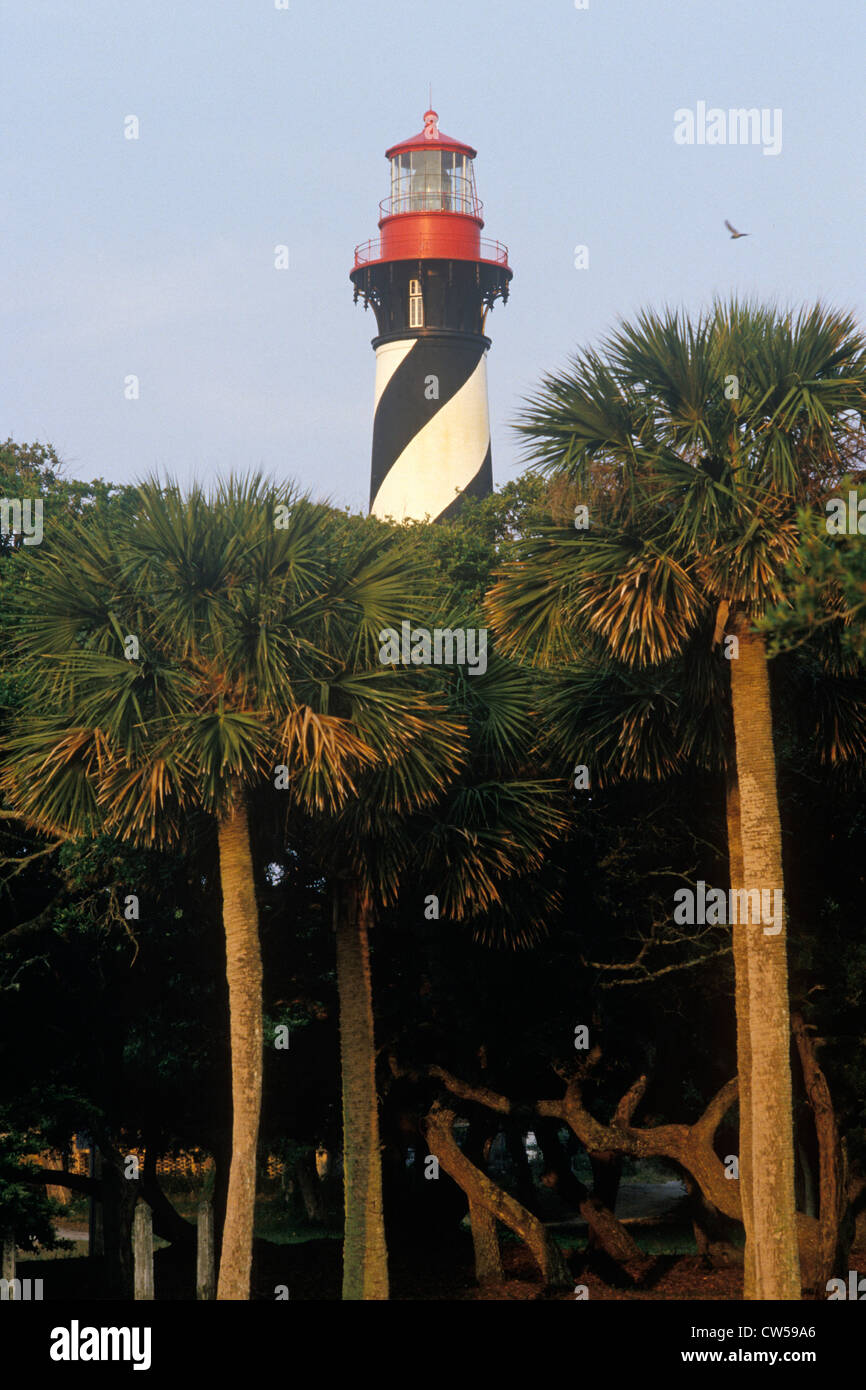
[351,109,512,291]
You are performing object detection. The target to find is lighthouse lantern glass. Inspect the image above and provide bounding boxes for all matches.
[388,150,477,216]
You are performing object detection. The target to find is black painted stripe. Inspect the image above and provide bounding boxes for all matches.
[369,335,487,506]
[435,442,493,523]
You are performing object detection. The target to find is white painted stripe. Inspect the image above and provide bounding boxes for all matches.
[372,339,415,412]
[371,352,490,522]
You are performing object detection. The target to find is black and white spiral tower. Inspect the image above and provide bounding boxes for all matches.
[351,110,512,523]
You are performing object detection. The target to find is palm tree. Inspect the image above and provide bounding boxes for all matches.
[487,301,866,1299]
[0,477,443,1299]
[315,545,569,1297]
[540,607,866,1289]
[301,517,469,1301]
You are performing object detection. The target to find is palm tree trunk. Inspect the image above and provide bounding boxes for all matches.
[726,772,756,1298]
[729,625,800,1299]
[216,793,263,1301]
[334,879,389,1300]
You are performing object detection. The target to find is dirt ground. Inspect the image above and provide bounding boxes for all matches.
[20,1230,865,1301]
[258,1232,866,1301]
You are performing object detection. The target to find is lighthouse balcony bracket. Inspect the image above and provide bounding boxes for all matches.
[352,237,510,272]
[350,256,511,339]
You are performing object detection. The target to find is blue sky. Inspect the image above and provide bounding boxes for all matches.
[3,0,865,509]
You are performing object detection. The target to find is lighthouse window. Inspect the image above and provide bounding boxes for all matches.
[388,150,478,216]
[408,279,424,327]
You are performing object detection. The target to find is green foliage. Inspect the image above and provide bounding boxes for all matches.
[491,299,866,668]
[0,441,136,721]
[3,430,866,1269]
[762,478,866,665]
[395,474,552,617]
[0,1127,68,1251]
[0,475,467,843]
[310,478,571,945]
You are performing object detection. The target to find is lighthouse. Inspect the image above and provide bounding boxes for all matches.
[351,110,512,523]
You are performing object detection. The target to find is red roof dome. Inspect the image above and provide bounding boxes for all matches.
[385,110,477,160]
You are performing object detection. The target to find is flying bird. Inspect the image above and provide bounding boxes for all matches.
[725,220,749,239]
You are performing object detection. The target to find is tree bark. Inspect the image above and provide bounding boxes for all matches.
[792,1012,847,1289]
[25,1169,100,1199]
[216,793,264,1301]
[26,1168,204,1248]
[424,1102,570,1290]
[727,771,756,1298]
[132,1202,154,1301]
[536,1115,651,1281]
[88,1147,104,1258]
[100,1154,137,1299]
[468,1200,503,1285]
[211,1124,232,1266]
[729,624,800,1299]
[197,1199,216,1301]
[408,1058,819,1288]
[335,879,389,1300]
[139,1172,196,1247]
[587,1071,644,1249]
